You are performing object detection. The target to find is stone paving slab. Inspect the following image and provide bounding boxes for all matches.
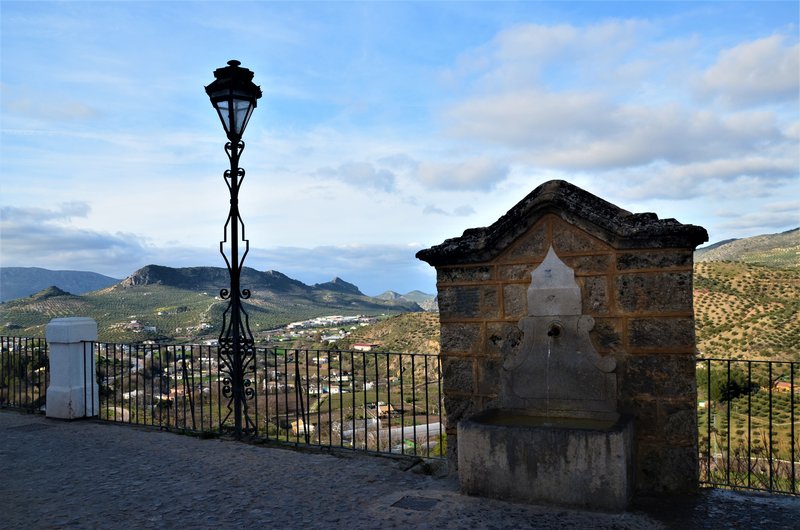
[1,410,798,529]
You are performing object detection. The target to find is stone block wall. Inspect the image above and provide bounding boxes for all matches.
[418,180,708,495]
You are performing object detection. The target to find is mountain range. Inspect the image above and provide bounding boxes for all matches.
[1,265,432,304]
[0,264,434,342]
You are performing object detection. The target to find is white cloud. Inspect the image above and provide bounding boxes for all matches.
[438,19,798,222]
[417,158,510,190]
[0,204,153,276]
[447,21,651,93]
[715,202,800,233]
[422,204,476,216]
[696,35,800,107]
[316,161,396,192]
[447,89,788,170]
[377,153,419,171]
[1,202,91,223]
[446,89,611,149]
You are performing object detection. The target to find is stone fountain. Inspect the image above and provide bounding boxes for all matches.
[416,180,708,510]
[457,246,633,511]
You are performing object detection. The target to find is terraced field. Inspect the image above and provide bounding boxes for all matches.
[694,262,800,361]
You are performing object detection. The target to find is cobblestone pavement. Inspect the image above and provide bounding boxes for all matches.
[2,411,798,529]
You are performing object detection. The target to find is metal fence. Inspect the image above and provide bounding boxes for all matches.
[7,334,800,494]
[92,342,445,458]
[0,336,48,412]
[697,357,798,495]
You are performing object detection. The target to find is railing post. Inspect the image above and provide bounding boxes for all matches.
[45,317,98,419]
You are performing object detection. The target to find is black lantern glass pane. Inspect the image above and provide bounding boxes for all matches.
[233,99,252,136]
[214,99,232,135]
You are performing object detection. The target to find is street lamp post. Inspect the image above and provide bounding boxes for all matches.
[205,60,262,438]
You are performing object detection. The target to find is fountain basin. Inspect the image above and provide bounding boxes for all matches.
[458,409,634,511]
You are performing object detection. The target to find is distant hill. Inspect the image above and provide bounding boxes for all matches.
[0,267,120,302]
[377,290,437,311]
[0,265,422,342]
[338,312,441,354]
[695,228,799,268]
[121,265,310,293]
[314,277,362,296]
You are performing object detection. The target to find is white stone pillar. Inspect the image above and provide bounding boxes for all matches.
[45,317,99,419]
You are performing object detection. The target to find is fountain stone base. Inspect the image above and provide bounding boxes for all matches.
[458,409,634,511]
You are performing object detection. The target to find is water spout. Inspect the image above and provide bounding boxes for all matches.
[547,323,562,337]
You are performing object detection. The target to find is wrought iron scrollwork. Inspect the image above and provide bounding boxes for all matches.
[217,139,257,437]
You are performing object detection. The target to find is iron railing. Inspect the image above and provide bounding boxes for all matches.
[7,334,800,494]
[697,357,798,495]
[91,342,445,458]
[0,336,48,412]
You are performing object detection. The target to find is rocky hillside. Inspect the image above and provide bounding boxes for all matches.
[338,312,441,354]
[695,228,799,268]
[377,290,437,311]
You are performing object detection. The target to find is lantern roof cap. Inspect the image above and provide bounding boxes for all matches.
[205,59,262,101]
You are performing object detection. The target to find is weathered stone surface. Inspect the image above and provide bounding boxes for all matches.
[437,265,494,284]
[497,263,535,281]
[482,286,500,319]
[662,399,698,445]
[618,396,659,438]
[486,322,523,359]
[552,226,608,253]
[476,358,501,396]
[616,251,693,271]
[578,276,609,314]
[438,286,480,319]
[589,318,623,353]
[615,272,693,313]
[563,254,612,274]
[636,443,698,494]
[459,412,635,511]
[628,318,695,349]
[441,357,474,393]
[439,323,482,354]
[623,354,696,398]
[442,395,483,471]
[498,222,549,263]
[502,284,527,319]
[443,394,480,427]
[438,286,499,320]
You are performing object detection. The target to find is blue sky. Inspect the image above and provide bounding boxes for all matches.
[1,1,798,295]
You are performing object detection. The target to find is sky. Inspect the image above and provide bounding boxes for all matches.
[1,1,798,296]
